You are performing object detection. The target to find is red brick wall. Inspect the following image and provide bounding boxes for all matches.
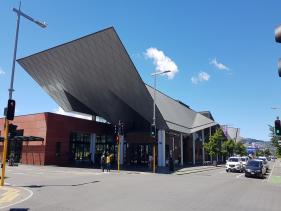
[44,113,112,165]
[0,113,47,165]
[0,112,113,166]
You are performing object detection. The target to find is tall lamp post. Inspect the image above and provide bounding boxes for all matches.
[151,70,171,173]
[1,2,47,186]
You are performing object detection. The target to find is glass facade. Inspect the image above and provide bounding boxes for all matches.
[69,132,91,163]
[95,135,116,166]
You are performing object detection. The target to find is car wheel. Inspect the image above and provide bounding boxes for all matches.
[226,169,229,172]
[245,174,248,177]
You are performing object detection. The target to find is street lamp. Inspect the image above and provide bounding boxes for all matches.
[1,2,47,186]
[150,70,171,173]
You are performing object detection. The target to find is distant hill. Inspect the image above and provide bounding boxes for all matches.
[241,138,265,144]
[241,138,272,149]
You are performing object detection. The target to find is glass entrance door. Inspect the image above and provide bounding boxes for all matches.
[127,143,152,166]
[70,132,91,165]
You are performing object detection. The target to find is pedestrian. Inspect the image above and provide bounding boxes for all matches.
[101,153,105,172]
[169,156,174,172]
[106,153,112,172]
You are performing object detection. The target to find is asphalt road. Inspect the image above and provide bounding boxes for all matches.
[1,161,281,211]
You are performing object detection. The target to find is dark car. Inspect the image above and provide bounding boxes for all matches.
[244,160,266,179]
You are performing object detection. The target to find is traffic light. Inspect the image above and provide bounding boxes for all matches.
[120,123,124,135]
[6,99,16,120]
[8,124,17,138]
[151,124,156,138]
[275,118,281,136]
[114,125,118,135]
[115,135,119,144]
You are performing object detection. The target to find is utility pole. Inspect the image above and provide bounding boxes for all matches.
[1,2,47,186]
[151,70,171,173]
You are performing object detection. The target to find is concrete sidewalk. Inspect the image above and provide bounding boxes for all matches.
[174,164,224,175]
[268,159,281,185]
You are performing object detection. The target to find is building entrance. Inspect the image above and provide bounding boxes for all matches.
[126,143,152,166]
[95,135,116,166]
[8,140,23,163]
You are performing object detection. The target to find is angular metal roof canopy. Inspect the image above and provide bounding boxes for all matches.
[146,85,217,134]
[18,27,167,129]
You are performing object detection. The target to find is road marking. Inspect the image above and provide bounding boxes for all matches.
[267,161,276,183]
[0,186,33,210]
[236,173,244,179]
[12,172,26,175]
[0,187,20,204]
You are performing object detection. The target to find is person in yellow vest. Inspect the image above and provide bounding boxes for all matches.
[106,153,112,172]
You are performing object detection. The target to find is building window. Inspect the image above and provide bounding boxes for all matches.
[69,132,91,162]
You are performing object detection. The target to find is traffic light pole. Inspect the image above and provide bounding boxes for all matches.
[118,137,120,173]
[0,3,47,186]
[116,121,123,174]
[1,119,9,186]
[152,73,156,173]
[0,3,21,186]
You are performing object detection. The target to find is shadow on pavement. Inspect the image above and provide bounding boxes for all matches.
[9,209,29,211]
[18,180,100,189]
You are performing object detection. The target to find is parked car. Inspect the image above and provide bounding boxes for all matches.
[245,159,266,178]
[226,157,243,172]
[257,157,269,172]
[241,156,249,170]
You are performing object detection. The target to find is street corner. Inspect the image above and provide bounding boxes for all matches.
[0,186,33,210]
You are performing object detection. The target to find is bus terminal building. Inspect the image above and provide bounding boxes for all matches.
[0,27,222,169]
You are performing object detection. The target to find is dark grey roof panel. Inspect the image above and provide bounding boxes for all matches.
[18,27,167,128]
[146,85,217,134]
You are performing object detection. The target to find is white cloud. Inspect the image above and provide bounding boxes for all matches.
[191,72,210,84]
[0,67,5,75]
[145,47,178,79]
[53,107,92,120]
[210,58,229,71]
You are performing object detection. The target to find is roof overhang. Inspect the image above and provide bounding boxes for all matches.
[17,27,167,128]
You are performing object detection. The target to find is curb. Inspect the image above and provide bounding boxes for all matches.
[175,166,224,175]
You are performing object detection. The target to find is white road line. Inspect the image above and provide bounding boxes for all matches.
[12,172,26,175]
[267,161,277,183]
[236,173,244,179]
[0,187,33,210]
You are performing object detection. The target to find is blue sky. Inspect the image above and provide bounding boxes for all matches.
[0,0,281,141]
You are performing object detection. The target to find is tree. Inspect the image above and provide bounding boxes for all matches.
[234,142,247,156]
[222,139,235,158]
[264,148,271,157]
[269,125,281,157]
[254,149,264,157]
[204,128,225,161]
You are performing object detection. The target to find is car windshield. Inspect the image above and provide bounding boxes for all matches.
[247,160,261,167]
[228,158,239,162]
[241,158,246,161]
